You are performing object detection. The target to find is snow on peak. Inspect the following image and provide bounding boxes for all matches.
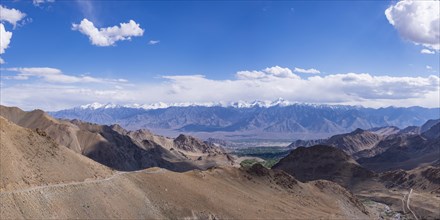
[76,99,357,110]
[80,102,104,109]
[80,102,120,110]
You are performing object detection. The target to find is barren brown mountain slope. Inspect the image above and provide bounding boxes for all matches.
[0,105,233,171]
[272,143,440,219]
[0,117,113,191]
[358,123,440,172]
[0,105,84,152]
[0,116,372,219]
[273,145,374,188]
[0,165,373,219]
[325,128,383,155]
[379,165,440,194]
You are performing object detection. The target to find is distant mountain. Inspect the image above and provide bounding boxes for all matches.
[272,145,374,188]
[324,128,383,155]
[421,119,440,133]
[357,121,440,172]
[50,101,440,140]
[287,138,326,148]
[0,105,234,172]
[368,126,400,136]
[287,118,440,161]
[421,121,440,139]
[0,109,372,220]
[272,143,440,219]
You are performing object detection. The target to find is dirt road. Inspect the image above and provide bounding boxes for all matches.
[0,168,167,195]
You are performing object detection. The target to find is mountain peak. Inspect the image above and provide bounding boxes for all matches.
[80,102,104,109]
[351,128,366,135]
[79,102,121,110]
[72,99,364,110]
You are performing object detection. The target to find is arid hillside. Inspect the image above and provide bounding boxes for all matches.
[0,115,372,219]
[0,116,113,191]
[272,143,440,219]
[0,105,234,172]
[272,145,374,188]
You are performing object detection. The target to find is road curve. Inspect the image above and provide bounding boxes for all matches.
[407,189,418,220]
[401,192,407,213]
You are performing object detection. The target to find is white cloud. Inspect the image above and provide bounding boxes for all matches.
[421,49,435,54]
[2,67,128,84]
[236,70,267,80]
[0,5,25,63]
[426,65,433,70]
[0,23,12,54]
[293,67,321,74]
[72,18,144,46]
[0,5,26,27]
[0,83,130,111]
[148,40,160,45]
[33,0,55,6]
[385,0,440,51]
[237,66,299,80]
[264,66,298,78]
[1,66,439,111]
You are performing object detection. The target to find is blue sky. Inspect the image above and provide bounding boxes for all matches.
[0,0,439,110]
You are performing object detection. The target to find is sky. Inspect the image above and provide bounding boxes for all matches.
[0,0,439,111]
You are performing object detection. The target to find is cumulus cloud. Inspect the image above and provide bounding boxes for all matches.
[385,0,440,51]
[237,66,299,80]
[293,67,321,74]
[421,49,436,54]
[0,23,12,54]
[157,71,439,104]
[1,66,439,111]
[264,66,298,78]
[0,5,26,27]
[2,67,128,84]
[148,40,160,45]
[72,18,144,46]
[0,5,26,63]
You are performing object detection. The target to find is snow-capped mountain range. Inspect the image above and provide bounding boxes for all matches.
[79,98,358,110]
[51,99,440,141]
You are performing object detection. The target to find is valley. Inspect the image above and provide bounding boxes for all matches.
[51,101,440,140]
[1,1,439,219]
[1,105,439,219]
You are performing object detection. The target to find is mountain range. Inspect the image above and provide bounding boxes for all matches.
[1,105,439,219]
[51,101,440,140]
[288,119,440,172]
[273,144,440,219]
[0,106,375,219]
[0,105,234,172]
